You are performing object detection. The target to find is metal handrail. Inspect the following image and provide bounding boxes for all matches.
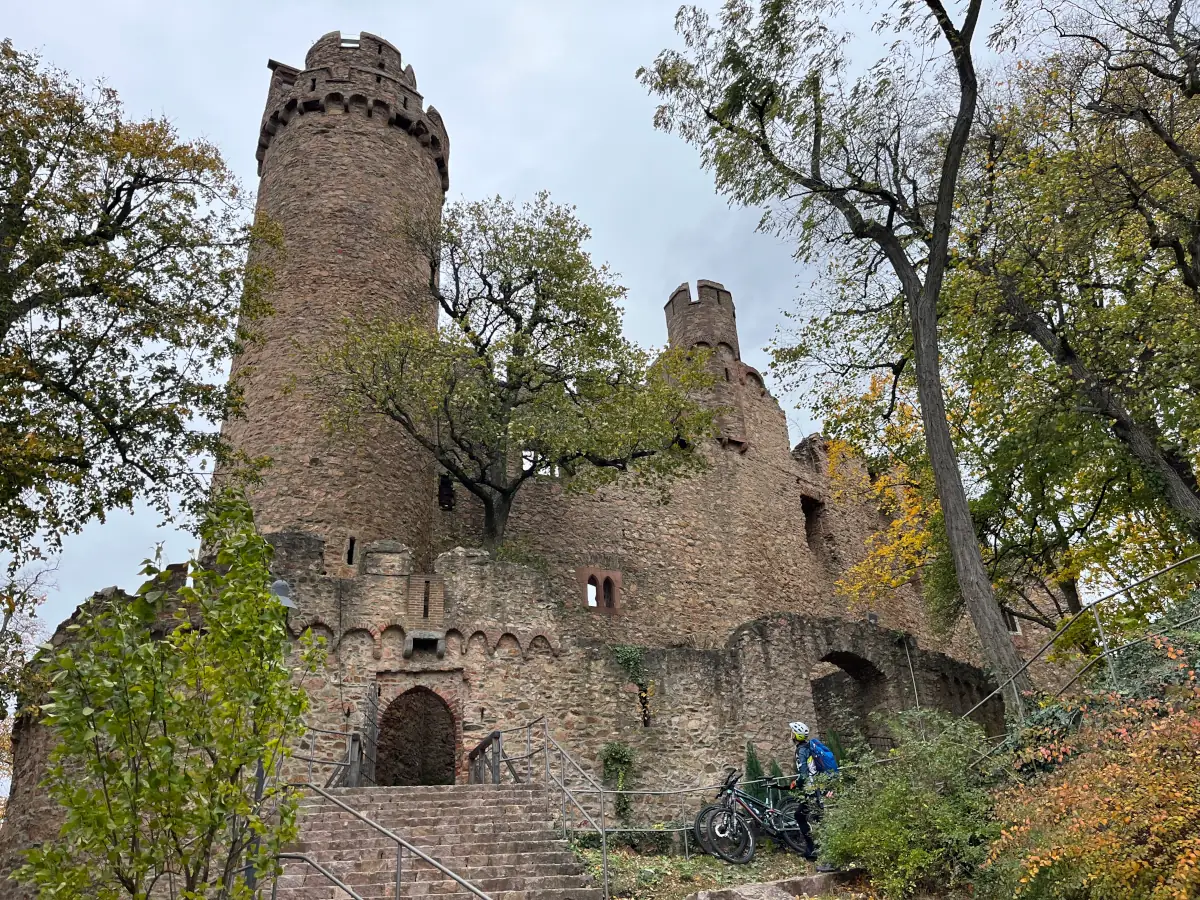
[293,782,493,900]
[962,552,1200,721]
[273,852,365,900]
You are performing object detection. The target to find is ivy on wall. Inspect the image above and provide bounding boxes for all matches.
[599,741,636,822]
[611,645,653,726]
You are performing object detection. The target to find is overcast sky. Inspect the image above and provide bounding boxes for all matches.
[7,0,820,631]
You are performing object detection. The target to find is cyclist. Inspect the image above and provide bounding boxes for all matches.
[788,721,820,859]
[788,721,837,871]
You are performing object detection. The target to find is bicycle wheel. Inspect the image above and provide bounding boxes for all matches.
[692,803,725,856]
[702,806,756,864]
[773,800,811,855]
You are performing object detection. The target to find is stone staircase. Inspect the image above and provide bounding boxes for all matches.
[274,783,605,900]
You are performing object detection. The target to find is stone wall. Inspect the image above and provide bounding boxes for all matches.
[285,539,1005,823]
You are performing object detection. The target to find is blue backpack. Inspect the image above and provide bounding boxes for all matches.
[809,738,838,774]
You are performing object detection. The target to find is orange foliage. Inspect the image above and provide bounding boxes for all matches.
[989,666,1200,899]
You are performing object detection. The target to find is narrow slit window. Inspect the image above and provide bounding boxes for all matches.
[310,77,316,91]
[801,495,825,550]
[346,536,356,565]
[423,580,431,619]
[603,577,615,609]
[586,576,598,607]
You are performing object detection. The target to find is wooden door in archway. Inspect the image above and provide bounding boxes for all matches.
[375,687,457,786]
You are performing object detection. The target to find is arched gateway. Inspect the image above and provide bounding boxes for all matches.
[375,687,457,786]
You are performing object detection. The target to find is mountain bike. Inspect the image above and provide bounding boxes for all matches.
[693,769,810,863]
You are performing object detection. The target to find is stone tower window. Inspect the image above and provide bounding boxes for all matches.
[423,579,431,619]
[603,577,616,609]
[346,536,357,565]
[1002,608,1022,634]
[586,576,598,607]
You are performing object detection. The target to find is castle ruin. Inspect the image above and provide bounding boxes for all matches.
[223,31,1016,789]
[0,34,1031,887]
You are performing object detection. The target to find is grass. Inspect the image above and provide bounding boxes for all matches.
[572,840,873,900]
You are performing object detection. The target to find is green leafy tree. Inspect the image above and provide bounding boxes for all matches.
[639,0,1032,700]
[0,40,275,571]
[17,496,321,899]
[316,192,715,548]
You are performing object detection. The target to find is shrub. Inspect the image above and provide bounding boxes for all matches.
[816,709,999,898]
[744,741,767,802]
[985,663,1200,898]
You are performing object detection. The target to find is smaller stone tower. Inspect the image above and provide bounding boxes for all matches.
[664,280,788,453]
[665,279,740,360]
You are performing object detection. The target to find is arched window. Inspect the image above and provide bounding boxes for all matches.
[578,568,622,612]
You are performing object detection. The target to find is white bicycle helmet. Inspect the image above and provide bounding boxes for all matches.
[789,721,810,739]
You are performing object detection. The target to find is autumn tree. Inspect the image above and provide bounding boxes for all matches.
[768,1,1200,641]
[316,193,715,548]
[639,1,1032,699]
[0,40,274,572]
[17,495,321,899]
[965,3,1200,540]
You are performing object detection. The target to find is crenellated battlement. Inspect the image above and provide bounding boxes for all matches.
[664,279,741,360]
[255,31,449,188]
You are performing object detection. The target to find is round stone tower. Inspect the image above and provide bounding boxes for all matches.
[223,31,449,573]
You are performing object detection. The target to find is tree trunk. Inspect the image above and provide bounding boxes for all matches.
[901,1,1033,710]
[1057,576,1084,616]
[481,492,514,551]
[908,286,1034,709]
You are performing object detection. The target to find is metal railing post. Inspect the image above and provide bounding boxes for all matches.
[491,732,502,784]
[599,785,609,900]
[526,726,532,784]
[1092,605,1121,691]
[395,843,402,900]
[560,749,567,835]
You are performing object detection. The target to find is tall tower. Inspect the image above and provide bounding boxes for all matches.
[223,31,449,573]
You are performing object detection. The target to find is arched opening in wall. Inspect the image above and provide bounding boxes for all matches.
[375,687,457,786]
[603,577,615,609]
[586,576,598,607]
[810,652,891,755]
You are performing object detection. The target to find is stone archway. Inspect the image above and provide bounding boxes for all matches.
[375,687,457,786]
[810,650,891,753]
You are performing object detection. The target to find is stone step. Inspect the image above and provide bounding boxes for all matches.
[277,868,594,897]
[293,846,579,870]
[273,783,589,900]
[292,835,568,854]
[298,808,547,828]
[297,825,561,845]
[323,787,542,802]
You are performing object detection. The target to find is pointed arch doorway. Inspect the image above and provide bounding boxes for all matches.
[375,686,457,786]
